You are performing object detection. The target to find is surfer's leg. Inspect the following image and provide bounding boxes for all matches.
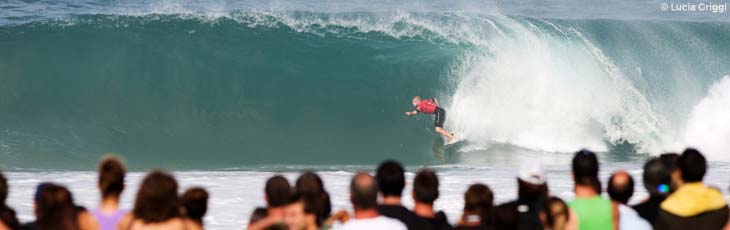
[435,127,456,140]
[433,107,455,140]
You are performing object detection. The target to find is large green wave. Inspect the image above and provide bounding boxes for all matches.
[1,12,728,169]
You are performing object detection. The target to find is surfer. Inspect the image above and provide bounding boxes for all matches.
[405,96,458,144]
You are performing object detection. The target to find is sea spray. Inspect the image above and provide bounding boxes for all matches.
[684,76,730,161]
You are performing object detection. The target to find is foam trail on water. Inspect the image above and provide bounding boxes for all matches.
[683,76,730,161]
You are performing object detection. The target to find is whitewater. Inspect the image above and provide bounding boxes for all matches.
[1,0,730,229]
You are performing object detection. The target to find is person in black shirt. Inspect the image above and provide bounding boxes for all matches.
[375,160,432,230]
[412,169,453,230]
[495,161,548,230]
[632,154,676,224]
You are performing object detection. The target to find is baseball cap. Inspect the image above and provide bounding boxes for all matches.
[518,161,546,185]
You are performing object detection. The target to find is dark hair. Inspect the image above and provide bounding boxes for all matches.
[463,183,494,227]
[34,183,80,230]
[295,172,325,196]
[295,171,331,226]
[544,197,569,230]
[413,169,439,205]
[607,171,635,204]
[0,173,7,205]
[132,170,181,223]
[98,155,126,198]
[249,207,268,225]
[660,153,679,172]
[376,160,406,197]
[350,172,378,210]
[181,187,208,225]
[642,157,671,197]
[266,175,292,207]
[678,148,706,183]
[517,179,548,201]
[0,173,21,229]
[572,150,601,193]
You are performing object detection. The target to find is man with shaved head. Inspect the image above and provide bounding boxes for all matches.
[608,171,651,230]
[339,172,407,230]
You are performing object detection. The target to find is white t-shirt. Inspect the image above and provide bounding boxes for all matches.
[618,204,652,230]
[338,216,407,230]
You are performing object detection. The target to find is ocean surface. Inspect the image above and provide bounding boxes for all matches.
[1,0,730,229]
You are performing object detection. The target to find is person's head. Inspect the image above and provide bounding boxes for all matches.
[295,171,325,196]
[572,150,601,193]
[678,148,706,183]
[543,197,569,230]
[295,171,331,226]
[660,153,681,190]
[285,194,317,230]
[181,187,208,225]
[413,169,439,205]
[34,183,79,230]
[132,170,180,223]
[0,172,7,205]
[642,157,672,197]
[97,155,126,199]
[607,171,634,204]
[660,153,679,172]
[266,175,292,208]
[376,160,406,198]
[350,172,378,211]
[517,161,548,200]
[412,96,422,106]
[463,183,494,225]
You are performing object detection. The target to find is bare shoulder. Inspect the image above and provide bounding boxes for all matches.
[116,213,134,230]
[183,218,203,230]
[77,209,99,230]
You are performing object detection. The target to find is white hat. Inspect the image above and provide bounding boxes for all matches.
[518,161,546,185]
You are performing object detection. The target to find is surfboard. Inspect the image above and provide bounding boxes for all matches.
[445,134,460,146]
[445,138,460,146]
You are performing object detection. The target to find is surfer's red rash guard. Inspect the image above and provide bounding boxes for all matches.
[416,99,437,114]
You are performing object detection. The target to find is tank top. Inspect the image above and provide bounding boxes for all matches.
[91,209,127,230]
[417,99,437,114]
[568,197,614,230]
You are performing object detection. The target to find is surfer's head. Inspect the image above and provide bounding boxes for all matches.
[412,96,422,106]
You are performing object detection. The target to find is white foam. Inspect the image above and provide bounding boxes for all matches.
[683,76,730,161]
[446,17,669,154]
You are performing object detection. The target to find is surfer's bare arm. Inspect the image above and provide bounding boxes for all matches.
[433,98,439,106]
[405,110,418,116]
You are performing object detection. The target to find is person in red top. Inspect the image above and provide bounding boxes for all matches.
[405,96,457,143]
